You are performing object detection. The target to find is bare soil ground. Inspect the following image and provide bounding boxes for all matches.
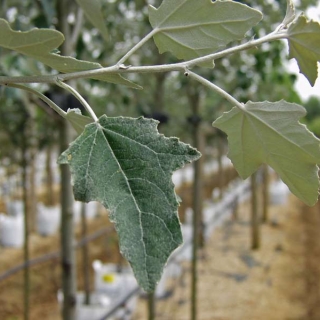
[0,166,238,320]
[133,197,320,320]
[0,172,320,320]
[0,209,122,320]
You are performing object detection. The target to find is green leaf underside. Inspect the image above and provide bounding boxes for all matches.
[213,100,320,206]
[65,108,93,135]
[288,14,320,86]
[75,0,109,41]
[0,19,140,88]
[58,116,201,291]
[149,0,263,65]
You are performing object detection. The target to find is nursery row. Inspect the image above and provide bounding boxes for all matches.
[74,175,290,320]
[0,155,232,248]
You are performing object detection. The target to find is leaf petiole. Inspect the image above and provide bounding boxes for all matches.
[116,29,158,66]
[3,83,68,118]
[186,71,245,111]
[55,79,99,122]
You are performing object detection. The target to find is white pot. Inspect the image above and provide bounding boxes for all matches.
[73,201,98,224]
[37,203,60,236]
[0,214,24,247]
[176,224,193,262]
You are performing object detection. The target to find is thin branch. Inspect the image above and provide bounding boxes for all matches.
[4,83,67,118]
[0,29,288,85]
[186,71,245,111]
[116,29,158,66]
[186,30,287,68]
[55,80,98,122]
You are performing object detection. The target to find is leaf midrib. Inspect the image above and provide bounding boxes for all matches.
[102,126,167,175]
[242,110,316,202]
[159,19,256,32]
[153,0,188,28]
[100,124,178,240]
[244,107,317,161]
[96,125,150,286]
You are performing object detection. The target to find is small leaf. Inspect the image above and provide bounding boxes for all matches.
[75,0,109,41]
[282,0,295,27]
[58,116,201,291]
[287,14,320,86]
[0,19,140,89]
[66,108,93,134]
[149,0,262,65]
[213,100,320,206]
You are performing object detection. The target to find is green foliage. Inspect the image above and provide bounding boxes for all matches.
[303,96,320,138]
[306,117,320,138]
[75,0,109,41]
[0,19,140,88]
[288,14,320,86]
[58,115,200,291]
[213,100,320,206]
[0,89,29,148]
[149,0,263,64]
[304,96,320,122]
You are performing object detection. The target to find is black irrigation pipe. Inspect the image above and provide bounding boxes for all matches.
[206,183,251,228]
[96,180,256,319]
[0,226,113,283]
[75,226,112,249]
[0,251,60,282]
[0,178,251,318]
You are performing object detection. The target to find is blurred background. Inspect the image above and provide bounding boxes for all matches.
[0,0,320,319]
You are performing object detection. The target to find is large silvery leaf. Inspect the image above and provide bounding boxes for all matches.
[149,0,262,64]
[213,101,320,206]
[75,0,109,41]
[58,116,201,291]
[0,19,140,88]
[287,14,320,86]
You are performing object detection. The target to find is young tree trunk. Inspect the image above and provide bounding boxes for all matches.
[45,145,55,206]
[233,196,239,221]
[22,146,30,320]
[216,135,224,199]
[188,85,204,320]
[147,291,156,320]
[59,120,77,320]
[80,203,90,305]
[262,164,269,223]
[28,152,36,231]
[56,1,77,319]
[191,127,203,320]
[21,97,37,320]
[250,172,260,250]
[27,105,37,232]
[153,54,166,114]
